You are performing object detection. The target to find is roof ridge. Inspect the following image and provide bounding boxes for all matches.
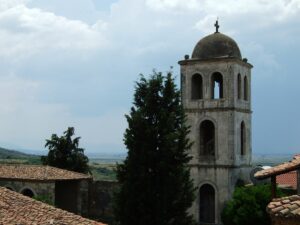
[0,164,91,181]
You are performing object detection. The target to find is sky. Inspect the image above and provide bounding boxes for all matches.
[0,0,299,155]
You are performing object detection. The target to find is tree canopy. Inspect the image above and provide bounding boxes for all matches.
[41,127,89,174]
[114,71,196,225]
[222,184,284,225]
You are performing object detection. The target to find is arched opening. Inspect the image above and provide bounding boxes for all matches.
[237,73,241,99]
[241,121,246,155]
[244,76,248,101]
[199,184,215,224]
[200,120,215,156]
[21,188,35,198]
[211,72,223,99]
[5,186,14,191]
[191,74,203,100]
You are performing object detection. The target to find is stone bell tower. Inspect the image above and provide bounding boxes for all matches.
[178,21,253,225]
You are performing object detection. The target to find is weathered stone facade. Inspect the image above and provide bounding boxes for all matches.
[179,31,253,224]
[0,165,92,217]
[89,180,119,224]
[0,179,90,216]
[0,180,55,203]
[0,187,105,225]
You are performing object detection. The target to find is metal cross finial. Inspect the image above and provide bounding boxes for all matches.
[214,19,219,33]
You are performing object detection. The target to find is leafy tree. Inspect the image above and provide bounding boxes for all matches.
[222,184,284,225]
[114,71,196,225]
[41,127,89,174]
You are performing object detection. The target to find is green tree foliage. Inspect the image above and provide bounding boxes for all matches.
[222,184,284,225]
[114,71,196,225]
[41,127,89,174]
[33,194,53,205]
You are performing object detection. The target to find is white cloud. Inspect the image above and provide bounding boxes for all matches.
[197,0,300,24]
[146,0,300,17]
[0,74,39,113]
[0,73,126,152]
[0,2,108,59]
[244,42,280,75]
[0,0,29,11]
[194,14,218,34]
[0,0,298,154]
[146,0,201,12]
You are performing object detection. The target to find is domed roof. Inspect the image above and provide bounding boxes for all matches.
[192,32,242,60]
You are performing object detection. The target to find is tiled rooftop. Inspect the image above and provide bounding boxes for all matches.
[255,155,300,179]
[267,195,300,218]
[0,164,91,181]
[0,187,105,224]
[277,171,297,189]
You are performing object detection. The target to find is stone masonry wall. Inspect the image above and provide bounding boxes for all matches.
[78,179,90,216]
[89,180,119,224]
[0,179,55,204]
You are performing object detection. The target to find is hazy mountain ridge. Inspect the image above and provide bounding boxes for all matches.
[0,147,37,159]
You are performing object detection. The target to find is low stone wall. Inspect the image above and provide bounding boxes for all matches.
[78,179,90,216]
[0,180,55,204]
[89,180,119,224]
[0,178,119,223]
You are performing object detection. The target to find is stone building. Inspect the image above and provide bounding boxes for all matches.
[178,22,253,224]
[0,164,92,216]
[0,186,105,225]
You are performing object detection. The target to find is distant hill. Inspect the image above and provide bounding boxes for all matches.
[252,153,294,166]
[0,147,37,159]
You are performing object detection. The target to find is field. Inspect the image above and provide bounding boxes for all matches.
[89,158,122,181]
[0,145,296,182]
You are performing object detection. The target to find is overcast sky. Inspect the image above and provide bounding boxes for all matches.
[0,0,299,155]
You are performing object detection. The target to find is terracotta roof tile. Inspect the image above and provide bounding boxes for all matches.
[255,155,300,179]
[267,195,300,218]
[0,187,105,224]
[0,164,91,181]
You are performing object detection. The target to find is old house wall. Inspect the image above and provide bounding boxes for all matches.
[0,180,55,204]
[88,180,119,224]
[78,179,90,216]
[0,179,91,217]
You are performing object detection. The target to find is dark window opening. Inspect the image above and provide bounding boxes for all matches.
[199,184,215,223]
[241,122,246,155]
[21,188,34,198]
[191,74,203,100]
[237,74,241,99]
[244,76,248,101]
[211,72,223,99]
[200,120,215,156]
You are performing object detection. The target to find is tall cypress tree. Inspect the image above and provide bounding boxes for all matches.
[114,71,196,225]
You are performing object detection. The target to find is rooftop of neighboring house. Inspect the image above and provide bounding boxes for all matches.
[267,195,300,219]
[0,164,91,181]
[255,154,300,179]
[0,187,105,225]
